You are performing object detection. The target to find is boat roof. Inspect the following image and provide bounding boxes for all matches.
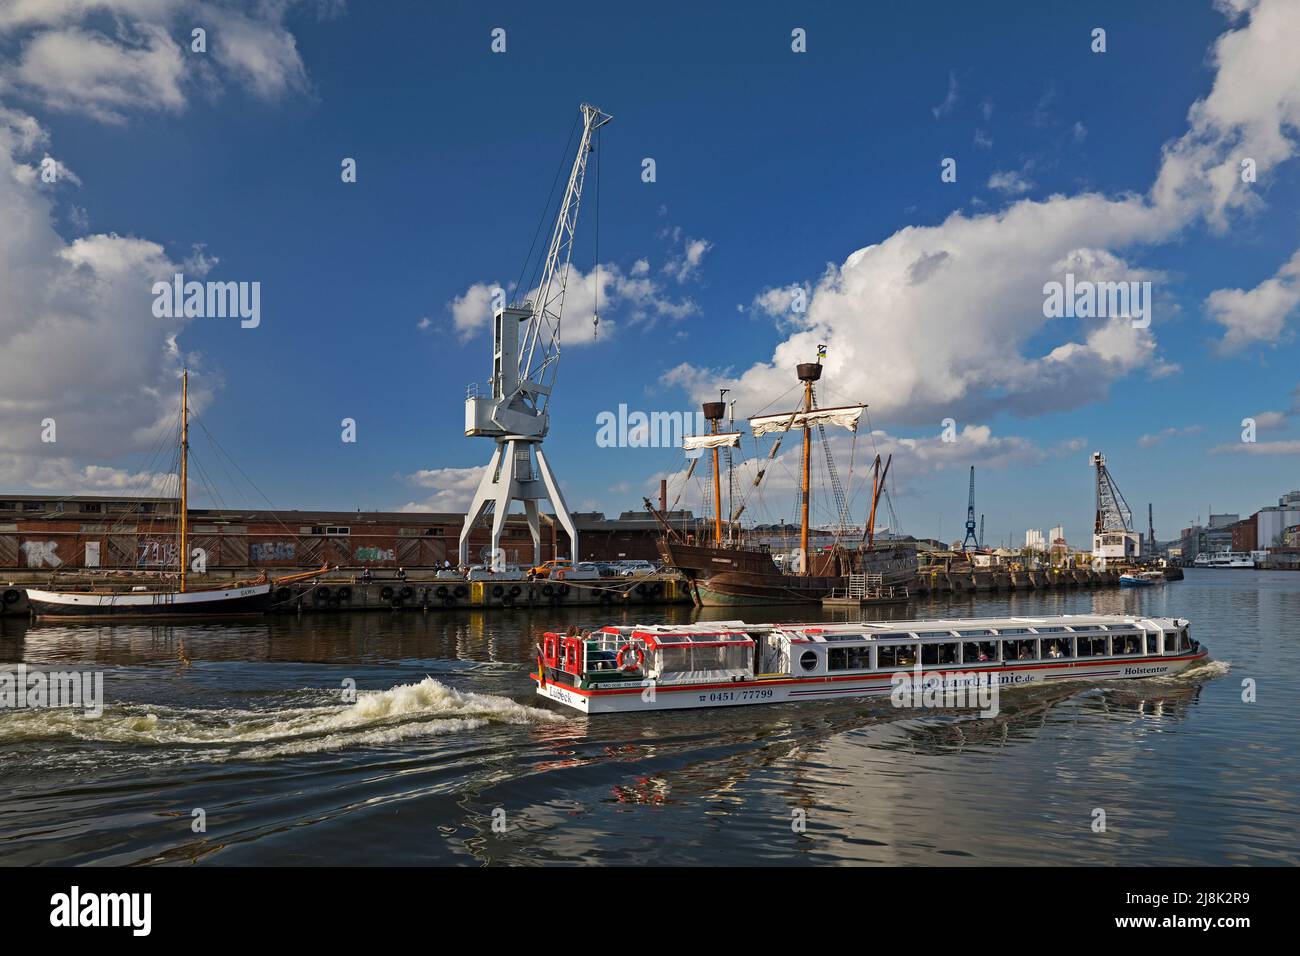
[624,615,1187,641]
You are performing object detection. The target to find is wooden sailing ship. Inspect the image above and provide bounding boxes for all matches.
[651,355,916,606]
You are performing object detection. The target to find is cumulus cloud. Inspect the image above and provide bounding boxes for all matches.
[1205,248,1300,350]
[0,115,207,466]
[664,0,1300,427]
[0,3,319,492]
[0,1,312,122]
[987,169,1033,194]
[448,261,701,344]
[399,466,486,512]
[664,237,712,283]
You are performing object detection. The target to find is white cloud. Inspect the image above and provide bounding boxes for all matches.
[448,260,701,345]
[448,281,501,341]
[1205,248,1300,350]
[0,2,320,489]
[399,466,486,512]
[988,169,1033,194]
[1137,425,1202,448]
[1251,410,1288,429]
[932,70,958,119]
[664,237,712,283]
[665,0,1300,427]
[1212,439,1300,455]
[0,113,208,471]
[0,1,312,122]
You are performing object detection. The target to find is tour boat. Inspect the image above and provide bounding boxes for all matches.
[535,614,1206,714]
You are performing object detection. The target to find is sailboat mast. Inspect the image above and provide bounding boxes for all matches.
[702,399,727,545]
[180,368,189,593]
[796,360,822,575]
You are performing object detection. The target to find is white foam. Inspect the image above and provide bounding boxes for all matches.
[0,677,563,759]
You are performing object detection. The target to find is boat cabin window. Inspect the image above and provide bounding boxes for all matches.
[1076,634,1110,657]
[828,646,871,671]
[957,629,993,637]
[877,644,918,669]
[962,640,999,664]
[921,642,958,666]
[1042,637,1072,659]
[1113,634,1143,655]
[1004,638,1037,662]
[997,627,1030,635]
[1165,630,1189,653]
[799,650,819,672]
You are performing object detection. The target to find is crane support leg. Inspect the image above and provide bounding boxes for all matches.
[535,445,579,562]
[459,443,505,566]
[523,499,542,567]
[457,439,578,569]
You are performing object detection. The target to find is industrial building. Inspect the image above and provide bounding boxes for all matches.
[0,495,681,571]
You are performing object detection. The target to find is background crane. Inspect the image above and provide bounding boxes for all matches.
[1091,451,1141,561]
[962,465,979,552]
[459,104,612,568]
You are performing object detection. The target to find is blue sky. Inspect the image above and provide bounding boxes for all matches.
[2,0,1298,549]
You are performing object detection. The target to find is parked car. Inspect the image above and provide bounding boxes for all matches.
[530,558,599,580]
[618,559,657,577]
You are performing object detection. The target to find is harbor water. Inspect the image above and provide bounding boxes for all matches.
[0,568,1295,865]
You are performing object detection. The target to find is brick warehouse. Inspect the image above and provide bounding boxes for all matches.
[0,496,688,572]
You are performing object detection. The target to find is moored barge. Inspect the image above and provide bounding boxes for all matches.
[535,614,1206,714]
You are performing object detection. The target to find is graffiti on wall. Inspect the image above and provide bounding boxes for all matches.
[250,541,297,562]
[354,547,395,563]
[138,539,179,568]
[21,541,62,568]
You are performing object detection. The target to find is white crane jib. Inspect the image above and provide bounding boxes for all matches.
[459,104,612,569]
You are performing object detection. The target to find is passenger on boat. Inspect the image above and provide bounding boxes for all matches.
[1017,646,1032,661]
[1046,642,1063,659]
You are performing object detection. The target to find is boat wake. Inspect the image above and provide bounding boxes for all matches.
[0,677,564,761]
[1166,658,1231,682]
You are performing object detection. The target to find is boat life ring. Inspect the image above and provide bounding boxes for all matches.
[616,644,645,672]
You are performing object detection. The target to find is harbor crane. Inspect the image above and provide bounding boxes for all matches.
[459,104,612,569]
[962,466,979,552]
[1091,452,1141,561]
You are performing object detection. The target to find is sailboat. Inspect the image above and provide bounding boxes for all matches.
[652,354,916,606]
[26,370,283,620]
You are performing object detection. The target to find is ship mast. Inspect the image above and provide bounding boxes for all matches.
[702,398,726,544]
[796,359,822,576]
[179,368,189,593]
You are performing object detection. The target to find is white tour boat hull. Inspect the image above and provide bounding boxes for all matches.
[535,614,1208,714]
[537,651,1208,713]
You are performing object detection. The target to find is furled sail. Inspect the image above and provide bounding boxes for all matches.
[748,405,865,437]
[681,431,743,451]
